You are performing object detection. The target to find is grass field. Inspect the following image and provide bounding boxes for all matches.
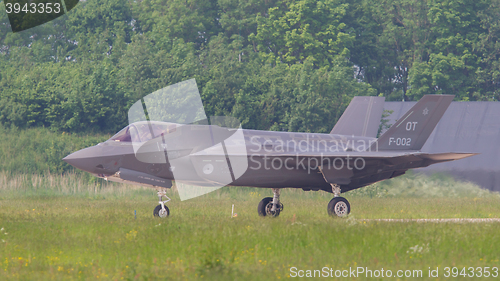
[1,172,500,280]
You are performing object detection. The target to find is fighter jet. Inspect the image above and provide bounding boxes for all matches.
[63,80,476,218]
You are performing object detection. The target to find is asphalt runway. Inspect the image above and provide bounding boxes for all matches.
[359,218,500,223]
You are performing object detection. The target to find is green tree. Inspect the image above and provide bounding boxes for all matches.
[131,0,220,49]
[408,0,489,100]
[249,0,354,67]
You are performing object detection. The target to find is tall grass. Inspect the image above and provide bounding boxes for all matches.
[348,171,498,198]
[0,169,497,201]
[0,171,155,199]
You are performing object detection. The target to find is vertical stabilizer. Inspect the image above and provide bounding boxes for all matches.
[373,95,454,151]
[331,96,385,137]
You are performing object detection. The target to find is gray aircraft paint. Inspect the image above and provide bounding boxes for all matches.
[64,80,475,201]
[330,96,385,138]
[384,101,500,192]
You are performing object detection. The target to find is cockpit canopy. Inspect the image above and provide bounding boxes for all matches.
[108,122,178,143]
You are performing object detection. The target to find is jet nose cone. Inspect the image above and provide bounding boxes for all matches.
[63,146,103,173]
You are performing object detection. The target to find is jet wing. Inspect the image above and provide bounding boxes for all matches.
[190,149,477,186]
[316,151,477,186]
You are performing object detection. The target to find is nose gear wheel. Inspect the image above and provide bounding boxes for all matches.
[153,188,171,218]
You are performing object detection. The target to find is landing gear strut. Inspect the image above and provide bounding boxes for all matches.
[153,189,170,218]
[258,188,284,217]
[327,184,350,217]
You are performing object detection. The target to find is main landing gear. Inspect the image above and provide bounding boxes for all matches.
[258,188,284,217]
[153,189,170,218]
[257,185,350,218]
[327,184,350,217]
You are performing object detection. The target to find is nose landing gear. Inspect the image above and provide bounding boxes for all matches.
[153,189,170,218]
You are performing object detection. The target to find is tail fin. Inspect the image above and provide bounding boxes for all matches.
[373,95,454,151]
[331,96,385,137]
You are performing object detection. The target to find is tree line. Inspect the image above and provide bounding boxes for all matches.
[1,0,499,135]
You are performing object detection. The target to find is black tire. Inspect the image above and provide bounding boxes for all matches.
[258,197,273,216]
[153,204,170,218]
[327,197,350,217]
[258,197,282,217]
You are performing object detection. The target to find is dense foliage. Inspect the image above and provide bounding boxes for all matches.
[0,124,109,173]
[1,0,500,135]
